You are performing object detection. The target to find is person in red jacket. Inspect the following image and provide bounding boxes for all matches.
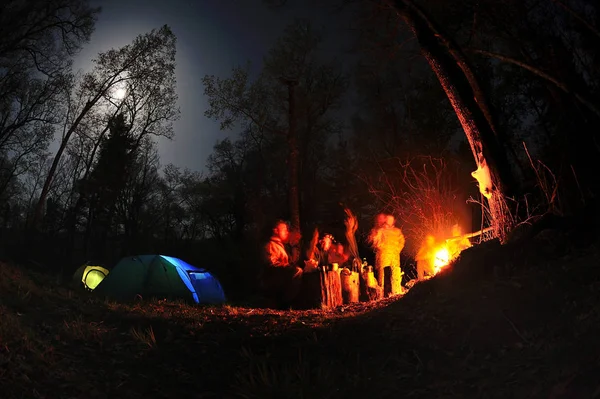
[261,220,303,306]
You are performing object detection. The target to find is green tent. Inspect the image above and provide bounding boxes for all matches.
[72,264,110,291]
[94,255,226,304]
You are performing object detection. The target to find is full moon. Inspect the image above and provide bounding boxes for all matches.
[114,87,127,99]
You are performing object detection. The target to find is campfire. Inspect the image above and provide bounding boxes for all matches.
[302,208,492,309]
[433,246,451,274]
[417,225,475,279]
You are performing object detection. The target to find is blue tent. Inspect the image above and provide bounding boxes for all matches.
[94,255,226,304]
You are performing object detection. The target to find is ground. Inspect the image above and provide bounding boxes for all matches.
[1,227,600,399]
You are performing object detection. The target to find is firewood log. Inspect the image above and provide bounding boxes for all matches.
[320,268,343,309]
[297,268,343,309]
[340,268,360,304]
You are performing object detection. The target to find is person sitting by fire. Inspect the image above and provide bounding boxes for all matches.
[305,230,335,268]
[329,241,350,268]
[367,213,406,296]
[260,219,303,307]
[316,233,335,266]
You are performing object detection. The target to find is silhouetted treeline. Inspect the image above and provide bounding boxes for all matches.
[1,0,598,299]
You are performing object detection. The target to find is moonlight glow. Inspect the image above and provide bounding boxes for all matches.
[113,87,127,99]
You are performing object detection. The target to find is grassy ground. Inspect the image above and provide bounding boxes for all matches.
[1,228,600,399]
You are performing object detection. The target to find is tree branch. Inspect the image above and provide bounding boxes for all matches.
[469,48,600,118]
[551,0,600,40]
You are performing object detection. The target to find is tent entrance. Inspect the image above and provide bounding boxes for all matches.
[188,272,226,304]
[84,269,108,290]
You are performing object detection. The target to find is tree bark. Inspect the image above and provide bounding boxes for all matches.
[285,79,301,263]
[390,0,517,241]
[399,1,499,139]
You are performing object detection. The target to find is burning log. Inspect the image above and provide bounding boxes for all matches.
[340,268,360,304]
[417,225,479,280]
[445,227,493,243]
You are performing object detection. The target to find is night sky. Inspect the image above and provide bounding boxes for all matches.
[72,0,353,173]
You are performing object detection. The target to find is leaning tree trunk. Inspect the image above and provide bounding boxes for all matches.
[285,79,301,263]
[30,104,91,230]
[31,90,113,230]
[390,0,517,241]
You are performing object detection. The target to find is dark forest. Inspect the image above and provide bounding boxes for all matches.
[1,0,600,397]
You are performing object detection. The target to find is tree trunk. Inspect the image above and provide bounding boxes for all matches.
[84,200,94,258]
[31,72,129,231]
[285,79,301,262]
[67,105,125,243]
[233,183,246,241]
[31,137,70,230]
[391,0,517,241]
[31,99,99,229]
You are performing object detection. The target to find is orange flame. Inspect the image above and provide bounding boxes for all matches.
[417,225,471,279]
[433,247,451,274]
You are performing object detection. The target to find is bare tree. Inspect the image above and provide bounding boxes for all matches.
[204,19,346,255]
[0,0,99,203]
[31,25,179,228]
[385,0,517,240]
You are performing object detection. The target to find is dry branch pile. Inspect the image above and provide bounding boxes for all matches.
[364,156,472,255]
